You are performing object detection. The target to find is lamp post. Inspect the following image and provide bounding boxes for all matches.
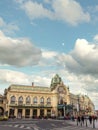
[77,95,80,126]
[72,102,73,115]
[77,95,80,114]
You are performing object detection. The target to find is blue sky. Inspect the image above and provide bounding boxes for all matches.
[0,0,98,109]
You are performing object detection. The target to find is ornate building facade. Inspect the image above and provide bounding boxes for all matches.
[0,74,95,118]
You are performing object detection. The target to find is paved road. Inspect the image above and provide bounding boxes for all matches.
[0,119,97,130]
[66,119,98,129]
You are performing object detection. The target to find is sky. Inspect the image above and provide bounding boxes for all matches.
[0,0,98,110]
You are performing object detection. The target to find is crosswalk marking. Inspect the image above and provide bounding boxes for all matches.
[25,126,31,129]
[14,124,19,127]
[33,127,39,130]
[20,125,25,128]
[0,121,96,130]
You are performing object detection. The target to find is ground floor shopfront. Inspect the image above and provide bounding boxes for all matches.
[8,104,74,118]
[9,106,53,118]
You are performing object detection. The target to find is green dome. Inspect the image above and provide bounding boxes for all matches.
[50,74,62,90]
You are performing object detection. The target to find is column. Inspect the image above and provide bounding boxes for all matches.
[54,107,57,117]
[8,108,10,117]
[30,109,32,118]
[56,107,58,117]
[14,108,17,118]
[37,108,40,117]
[22,108,25,118]
[44,109,47,116]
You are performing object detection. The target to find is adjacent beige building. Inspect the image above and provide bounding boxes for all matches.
[0,74,95,118]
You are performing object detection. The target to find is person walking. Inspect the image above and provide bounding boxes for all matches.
[77,115,81,123]
[81,115,84,124]
[89,115,92,124]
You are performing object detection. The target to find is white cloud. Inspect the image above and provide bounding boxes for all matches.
[0,31,42,67]
[31,75,51,87]
[0,17,5,26]
[56,39,98,75]
[0,69,30,85]
[21,1,53,20]
[0,88,4,95]
[52,0,90,25]
[0,69,51,88]
[17,0,90,25]
[51,38,98,109]
[42,50,57,59]
[37,50,59,66]
[0,17,19,34]
[93,34,98,42]
[71,39,98,74]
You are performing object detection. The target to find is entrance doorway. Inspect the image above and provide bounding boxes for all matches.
[18,109,22,118]
[40,109,44,118]
[9,108,15,118]
[58,104,65,117]
[47,109,51,118]
[33,109,37,118]
[58,108,64,116]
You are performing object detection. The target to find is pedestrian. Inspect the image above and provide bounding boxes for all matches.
[89,115,92,124]
[77,115,80,123]
[81,115,84,124]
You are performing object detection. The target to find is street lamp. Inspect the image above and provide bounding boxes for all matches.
[77,95,80,114]
[76,95,80,126]
[71,102,74,115]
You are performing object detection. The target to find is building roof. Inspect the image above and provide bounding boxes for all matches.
[8,84,51,93]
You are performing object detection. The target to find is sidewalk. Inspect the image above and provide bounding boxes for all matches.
[66,119,98,129]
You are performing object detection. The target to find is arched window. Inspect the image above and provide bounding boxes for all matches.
[33,97,37,104]
[26,96,30,104]
[47,97,51,105]
[18,96,23,105]
[40,97,44,105]
[10,96,16,104]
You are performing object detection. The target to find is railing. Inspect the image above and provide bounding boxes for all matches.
[9,103,52,108]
